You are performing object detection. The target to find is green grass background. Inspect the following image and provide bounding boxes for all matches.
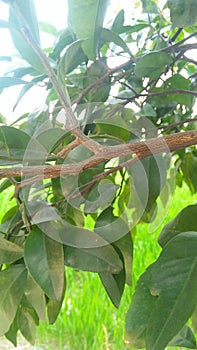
[0,184,196,349]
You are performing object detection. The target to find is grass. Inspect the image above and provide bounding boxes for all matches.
[0,184,196,349]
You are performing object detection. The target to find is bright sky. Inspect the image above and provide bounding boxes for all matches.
[0,0,138,122]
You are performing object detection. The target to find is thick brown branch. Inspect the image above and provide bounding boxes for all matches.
[0,130,197,186]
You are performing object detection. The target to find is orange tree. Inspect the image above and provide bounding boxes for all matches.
[0,1,197,349]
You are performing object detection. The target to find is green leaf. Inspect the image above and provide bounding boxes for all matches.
[83,58,110,102]
[167,0,197,27]
[0,237,23,264]
[112,9,125,32]
[134,52,172,79]
[0,265,27,336]
[18,307,37,345]
[64,244,123,274]
[101,28,132,55]
[24,227,65,301]
[24,275,46,322]
[47,277,66,324]
[146,232,197,350]
[9,0,45,73]
[191,306,197,333]
[126,232,197,350]
[51,28,74,59]
[39,22,57,36]
[165,74,192,107]
[99,248,125,308]
[114,233,133,286]
[129,155,166,223]
[94,206,130,243]
[32,204,114,249]
[0,126,47,165]
[141,0,159,13]
[125,266,156,348]
[0,77,28,92]
[68,0,109,60]
[181,153,197,194]
[84,179,118,214]
[58,39,86,79]
[95,114,131,142]
[158,204,197,247]
[5,312,19,347]
[168,325,197,349]
[36,128,68,153]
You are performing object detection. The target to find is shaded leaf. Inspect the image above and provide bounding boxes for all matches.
[47,276,66,324]
[84,58,110,102]
[134,52,172,79]
[24,227,65,301]
[84,179,118,214]
[64,244,123,274]
[0,237,23,264]
[5,312,19,347]
[58,39,86,79]
[167,0,197,27]
[18,307,37,345]
[101,28,132,55]
[125,266,156,349]
[168,325,197,349]
[147,232,197,350]
[0,126,47,165]
[0,265,27,336]
[158,204,197,247]
[24,275,46,322]
[95,206,130,243]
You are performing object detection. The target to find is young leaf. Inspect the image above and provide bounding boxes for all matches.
[0,265,27,336]
[24,227,65,301]
[0,237,23,264]
[134,52,172,79]
[68,0,109,60]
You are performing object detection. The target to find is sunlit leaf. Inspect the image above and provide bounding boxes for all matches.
[68,0,109,59]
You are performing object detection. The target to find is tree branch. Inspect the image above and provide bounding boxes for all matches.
[0,130,197,187]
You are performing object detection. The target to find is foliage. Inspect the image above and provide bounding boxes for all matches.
[0,0,197,349]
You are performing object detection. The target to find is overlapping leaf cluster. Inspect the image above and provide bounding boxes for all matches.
[0,0,196,348]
